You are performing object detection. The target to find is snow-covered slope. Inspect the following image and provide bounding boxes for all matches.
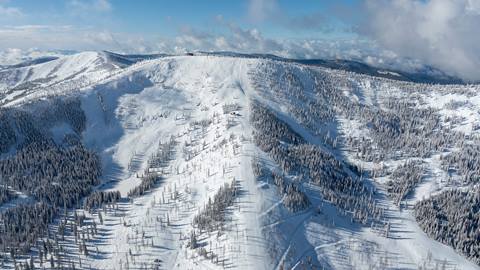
[0,51,129,105]
[0,52,479,270]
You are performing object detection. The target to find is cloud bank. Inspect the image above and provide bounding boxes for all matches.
[0,23,434,78]
[68,0,112,13]
[1,0,479,80]
[360,0,480,81]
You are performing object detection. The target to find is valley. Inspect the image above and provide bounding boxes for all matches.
[0,52,478,270]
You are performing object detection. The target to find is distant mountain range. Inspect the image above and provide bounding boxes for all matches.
[0,50,465,84]
[0,50,478,270]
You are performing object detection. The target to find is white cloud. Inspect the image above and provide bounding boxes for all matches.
[0,2,23,17]
[0,48,23,65]
[0,25,142,53]
[0,21,455,80]
[173,23,284,54]
[360,0,480,81]
[68,0,112,13]
[0,23,374,64]
[1,0,475,81]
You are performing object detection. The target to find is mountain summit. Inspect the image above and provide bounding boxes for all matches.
[0,52,478,270]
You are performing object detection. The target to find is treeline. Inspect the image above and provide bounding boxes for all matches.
[250,65,336,141]
[0,97,87,154]
[252,61,480,267]
[0,140,101,208]
[129,137,176,197]
[0,97,103,258]
[283,183,311,212]
[386,160,424,204]
[192,180,237,232]
[36,98,86,134]
[441,142,480,184]
[342,97,459,161]
[0,202,56,253]
[128,173,161,197]
[147,136,176,169]
[252,159,310,213]
[351,77,453,160]
[222,103,241,114]
[0,108,16,153]
[251,101,382,225]
[415,189,479,265]
[252,159,271,183]
[254,62,461,163]
[83,190,121,211]
[279,69,337,137]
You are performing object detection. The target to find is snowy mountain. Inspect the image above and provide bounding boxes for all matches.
[0,51,479,270]
[198,51,464,84]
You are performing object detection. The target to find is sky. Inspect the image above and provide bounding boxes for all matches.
[1,0,480,80]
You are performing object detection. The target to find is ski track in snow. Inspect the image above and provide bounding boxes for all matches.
[0,53,479,270]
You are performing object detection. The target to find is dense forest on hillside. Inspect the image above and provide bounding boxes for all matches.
[252,63,480,267]
[0,98,102,261]
[251,101,383,225]
[415,189,480,264]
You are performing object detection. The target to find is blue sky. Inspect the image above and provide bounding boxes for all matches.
[0,0,479,80]
[3,0,358,39]
[0,0,365,58]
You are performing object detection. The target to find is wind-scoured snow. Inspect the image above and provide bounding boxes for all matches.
[0,52,479,270]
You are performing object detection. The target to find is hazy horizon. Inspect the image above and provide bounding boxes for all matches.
[1,0,480,80]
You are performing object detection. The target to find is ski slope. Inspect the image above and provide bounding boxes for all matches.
[0,52,479,270]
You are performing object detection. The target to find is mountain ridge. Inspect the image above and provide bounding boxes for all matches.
[0,52,478,269]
